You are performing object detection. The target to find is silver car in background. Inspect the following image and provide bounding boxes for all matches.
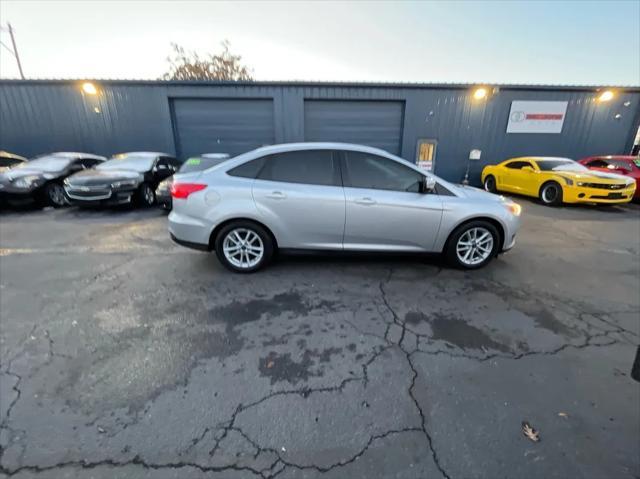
[168,143,522,272]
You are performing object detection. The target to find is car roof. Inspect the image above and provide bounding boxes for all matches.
[506,156,573,162]
[39,152,106,160]
[585,155,638,161]
[246,142,400,157]
[0,151,27,161]
[111,151,172,158]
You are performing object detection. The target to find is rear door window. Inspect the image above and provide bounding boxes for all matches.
[257,150,339,186]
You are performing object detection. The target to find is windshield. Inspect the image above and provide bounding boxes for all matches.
[536,160,588,172]
[178,156,229,173]
[98,155,155,172]
[14,156,72,172]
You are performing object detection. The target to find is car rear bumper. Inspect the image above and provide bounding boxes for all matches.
[168,210,211,249]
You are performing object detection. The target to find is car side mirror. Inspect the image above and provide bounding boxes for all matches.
[522,166,534,173]
[420,176,436,193]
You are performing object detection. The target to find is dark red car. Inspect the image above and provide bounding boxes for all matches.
[578,155,640,199]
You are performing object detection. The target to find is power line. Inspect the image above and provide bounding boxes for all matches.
[1,23,25,79]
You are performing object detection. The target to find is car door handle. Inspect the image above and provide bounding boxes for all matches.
[266,191,286,200]
[354,197,376,205]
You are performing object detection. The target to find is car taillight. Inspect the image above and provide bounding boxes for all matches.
[170,183,207,199]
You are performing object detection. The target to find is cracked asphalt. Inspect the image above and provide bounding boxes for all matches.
[0,199,639,479]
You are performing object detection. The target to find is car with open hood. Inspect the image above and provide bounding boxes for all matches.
[0,151,27,172]
[0,152,106,207]
[156,153,231,210]
[482,156,636,206]
[168,143,522,272]
[64,152,179,207]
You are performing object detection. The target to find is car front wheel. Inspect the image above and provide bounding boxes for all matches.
[539,181,563,206]
[215,221,274,273]
[137,183,155,207]
[44,183,67,208]
[445,221,500,269]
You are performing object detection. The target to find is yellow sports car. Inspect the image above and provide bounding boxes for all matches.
[481,156,636,206]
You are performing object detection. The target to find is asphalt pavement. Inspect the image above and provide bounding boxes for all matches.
[0,199,639,478]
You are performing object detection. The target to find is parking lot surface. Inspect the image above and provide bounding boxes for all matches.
[0,199,639,479]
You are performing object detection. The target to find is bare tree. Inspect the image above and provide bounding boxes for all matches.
[162,40,253,81]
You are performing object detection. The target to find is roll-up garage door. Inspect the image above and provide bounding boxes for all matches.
[171,99,275,159]
[304,100,404,155]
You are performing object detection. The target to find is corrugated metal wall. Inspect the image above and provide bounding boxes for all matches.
[1,80,638,184]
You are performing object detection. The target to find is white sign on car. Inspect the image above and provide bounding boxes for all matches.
[506,100,568,134]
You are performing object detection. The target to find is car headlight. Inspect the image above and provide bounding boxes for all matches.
[560,176,573,186]
[13,175,42,189]
[111,179,138,189]
[577,182,585,187]
[505,202,522,217]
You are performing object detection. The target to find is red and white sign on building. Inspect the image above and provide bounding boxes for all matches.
[506,101,568,134]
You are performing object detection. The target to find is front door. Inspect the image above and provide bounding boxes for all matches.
[252,149,345,249]
[341,151,443,251]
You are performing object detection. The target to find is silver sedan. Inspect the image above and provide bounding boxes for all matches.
[168,143,522,272]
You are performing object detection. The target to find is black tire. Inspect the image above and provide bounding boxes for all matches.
[483,175,497,193]
[137,183,155,207]
[44,182,67,208]
[444,220,500,270]
[214,220,275,273]
[539,181,563,206]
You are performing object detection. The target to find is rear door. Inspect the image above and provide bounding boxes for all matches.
[251,149,345,249]
[341,151,443,251]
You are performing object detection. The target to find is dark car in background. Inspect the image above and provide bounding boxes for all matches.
[0,151,27,172]
[64,152,179,207]
[0,152,106,207]
[579,155,640,199]
[156,153,230,210]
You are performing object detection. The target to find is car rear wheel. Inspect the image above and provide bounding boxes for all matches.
[484,175,497,193]
[137,183,155,207]
[539,181,563,206]
[45,183,66,208]
[215,221,274,273]
[445,221,499,269]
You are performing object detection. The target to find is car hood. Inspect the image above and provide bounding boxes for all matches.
[454,184,505,201]
[555,170,631,183]
[66,169,142,186]
[0,168,67,184]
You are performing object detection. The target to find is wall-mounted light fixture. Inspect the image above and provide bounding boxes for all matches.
[598,90,614,102]
[82,82,98,95]
[473,87,488,100]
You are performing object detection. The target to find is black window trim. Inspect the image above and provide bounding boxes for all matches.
[252,149,343,187]
[339,150,425,193]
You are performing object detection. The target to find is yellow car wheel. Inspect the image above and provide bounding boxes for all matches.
[539,181,563,206]
[484,175,497,193]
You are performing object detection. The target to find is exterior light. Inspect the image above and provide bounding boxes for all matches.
[598,90,614,102]
[82,82,98,95]
[93,107,101,114]
[473,87,488,100]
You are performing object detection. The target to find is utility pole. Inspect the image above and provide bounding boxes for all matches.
[1,23,25,79]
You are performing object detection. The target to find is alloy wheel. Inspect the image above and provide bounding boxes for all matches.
[48,184,66,206]
[542,184,558,204]
[222,228,264,269]
[456,227,494,266]
[143,185,155,205]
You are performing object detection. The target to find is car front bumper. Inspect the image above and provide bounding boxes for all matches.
[65,186,137,206]
[563,184,636,204]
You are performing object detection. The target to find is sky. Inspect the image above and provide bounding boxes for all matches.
[0,0,639,85]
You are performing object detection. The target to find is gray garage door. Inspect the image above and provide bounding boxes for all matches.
[304,100,404,155]
[171,99,275,159]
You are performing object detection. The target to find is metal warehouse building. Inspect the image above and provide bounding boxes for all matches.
[1,80,639,184]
